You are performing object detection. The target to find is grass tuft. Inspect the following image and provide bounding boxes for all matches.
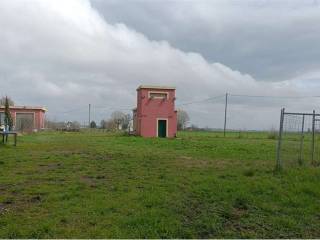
[233,196,250,211]
[243,169,255,177]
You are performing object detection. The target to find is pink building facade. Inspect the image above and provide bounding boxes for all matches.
[0,106,46,132]
[133,85,177,138]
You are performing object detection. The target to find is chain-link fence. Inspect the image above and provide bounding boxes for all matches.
[276,108,320,169]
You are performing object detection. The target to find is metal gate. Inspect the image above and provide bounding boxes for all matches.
[276,108,320,169]
[15,113,34,132]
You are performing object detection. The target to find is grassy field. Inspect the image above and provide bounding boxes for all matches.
[1,131,320,238]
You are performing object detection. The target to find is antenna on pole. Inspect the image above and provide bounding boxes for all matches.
[224,92,228,137]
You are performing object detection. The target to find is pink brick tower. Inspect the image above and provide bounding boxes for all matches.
[133,85,177,138]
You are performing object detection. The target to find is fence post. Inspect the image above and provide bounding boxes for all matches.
[276,108,285,170]
[298,114,305,166]
[311,110,316,166]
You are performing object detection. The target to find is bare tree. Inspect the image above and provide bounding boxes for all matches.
[110,111,126,130]
[105,119,118,131]
[45,120,80,131]
[177,109,190,130]
[0,96,14,106]
[101,112,132,131]
[122,114,131,130]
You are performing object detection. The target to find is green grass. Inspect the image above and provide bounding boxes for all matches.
[0,131,320,238]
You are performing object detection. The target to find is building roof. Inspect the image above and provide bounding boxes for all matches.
[0,106,47,111]
[137,85,176,90]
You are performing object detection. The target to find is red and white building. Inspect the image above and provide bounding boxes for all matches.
[0,106,46,131]
[133,85,177,138]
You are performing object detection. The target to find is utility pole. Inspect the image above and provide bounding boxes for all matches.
[88,104,91,128]
[223,92,228,137]
[311,110,315,165]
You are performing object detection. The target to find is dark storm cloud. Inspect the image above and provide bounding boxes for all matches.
[91,0,320,81]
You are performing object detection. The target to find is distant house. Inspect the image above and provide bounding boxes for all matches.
[133,85,177,138]
[0,106,46,132]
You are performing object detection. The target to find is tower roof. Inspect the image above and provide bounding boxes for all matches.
[137,85,175,90]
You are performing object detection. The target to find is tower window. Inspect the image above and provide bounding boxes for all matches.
[149,92,168,99]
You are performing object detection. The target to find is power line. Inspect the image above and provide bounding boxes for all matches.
[58,107,87,114]
[177,94,225,107]
[94,105,133,110]
[229,94,320,99]
[177,93,320,108]
[50,92,320,117]
[52,105,133,115]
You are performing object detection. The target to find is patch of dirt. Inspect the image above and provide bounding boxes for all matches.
[0,184,11,195]
[0,184,48,216]
[3,198,14,205]
[93,153,114,161]
[0,203,8,215]
[178,196,220,238]
[178,156,245,171]
[95,175,105,179]
[48,149,90,158]
[0,198,14,215]
[38,162,62,172]
[231,207,248,219]
[80,176,97,188]
[29,195,42,203]
[175,156,212,168]
[80,174,109,188]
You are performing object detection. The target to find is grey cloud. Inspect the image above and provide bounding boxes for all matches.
[0,0,320,130]
[91,0,320,81]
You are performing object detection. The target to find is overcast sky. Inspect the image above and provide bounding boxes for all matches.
[1,0,320,129]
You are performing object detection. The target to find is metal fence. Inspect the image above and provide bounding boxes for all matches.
[276,108,320,169]
[15,113,35,132]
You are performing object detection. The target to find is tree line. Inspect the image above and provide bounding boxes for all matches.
[91,109,190,131]
[1,96,191,132]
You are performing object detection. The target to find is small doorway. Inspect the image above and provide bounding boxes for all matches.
[158,119,167,138]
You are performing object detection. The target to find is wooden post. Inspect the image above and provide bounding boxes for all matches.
[276,108,285,170]
[14,133,17,146]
